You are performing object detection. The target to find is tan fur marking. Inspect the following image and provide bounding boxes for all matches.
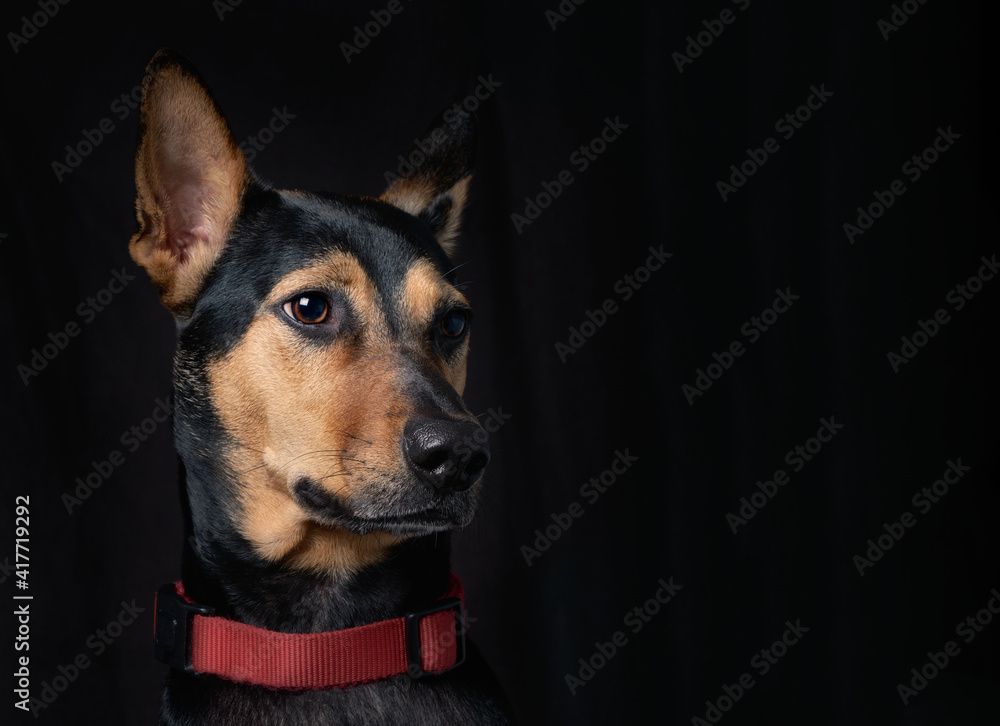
[380,176,471,256]
[210,251,444,576]
[380,176,438,216]
[240,479,401,574]
[434,175,470,255]
[400,259,470,394]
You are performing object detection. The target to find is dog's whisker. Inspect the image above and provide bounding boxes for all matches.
[317,472,352,482]
[271,449,352,472]
[439,260,472,280]
[237,462,268,475]
[236,448,358,477]
[338,431,374,445]
[320,455,366,464]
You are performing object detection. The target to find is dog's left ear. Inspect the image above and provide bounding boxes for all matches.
[380,111,476,257]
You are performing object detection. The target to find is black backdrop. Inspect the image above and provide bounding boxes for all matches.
[1,1,997,724]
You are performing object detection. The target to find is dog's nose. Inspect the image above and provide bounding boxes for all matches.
[403,416,490,493]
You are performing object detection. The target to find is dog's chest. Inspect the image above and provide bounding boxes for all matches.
[162,657,513,726]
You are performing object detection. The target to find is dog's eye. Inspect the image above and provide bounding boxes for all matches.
[284,294,329,324]
[439,309,468,338]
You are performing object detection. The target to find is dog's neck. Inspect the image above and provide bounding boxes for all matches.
[175,463,453,634]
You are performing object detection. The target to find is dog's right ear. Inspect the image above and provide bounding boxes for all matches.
[380,110,477,258]
[129,49,249,316]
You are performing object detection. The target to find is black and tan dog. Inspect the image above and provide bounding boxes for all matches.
[129,50,513,725]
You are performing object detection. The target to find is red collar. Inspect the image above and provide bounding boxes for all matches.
[153,572,466,689]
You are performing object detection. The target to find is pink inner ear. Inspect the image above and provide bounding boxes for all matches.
[172,226,211,261]
[164,175,216,262]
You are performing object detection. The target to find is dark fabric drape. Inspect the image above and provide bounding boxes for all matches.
[1,1,994,724]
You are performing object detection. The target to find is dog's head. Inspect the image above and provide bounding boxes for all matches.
[129,50,488,576]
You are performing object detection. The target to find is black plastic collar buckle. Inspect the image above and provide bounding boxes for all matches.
[153,583,215,674]
[404,597,466,678]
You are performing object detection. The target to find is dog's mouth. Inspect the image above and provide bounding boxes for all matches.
[325,509,457,536]
[291,477,474,536]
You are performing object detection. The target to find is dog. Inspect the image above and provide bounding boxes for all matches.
[129,49,514,725]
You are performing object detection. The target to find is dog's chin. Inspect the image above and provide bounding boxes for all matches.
[291,477,478,537]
